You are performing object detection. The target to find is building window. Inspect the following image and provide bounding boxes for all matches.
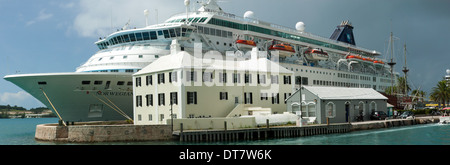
[219,92,228,100]
[149,114,153,121]
[135,77,142,87]
[136,95,142,107]
[170,92,178,105]
[257,74,266,84]
[245,73,252,84]
[219,72,227,83]
[158,93,165,106]
[146,75,152,86]
[244,92,253,104]
[271,93,279,104]
[146,94,153,106]
[169,71,178,83]
[158,73,165,84]
[203,72,213,82]
[326,102,336,118]
[187,92,197,104]
[271,75,279,84]
[260,93,268,100]
[308,103,316,117]
[283,75,292,84]
[160,114,164,122]
[233,73,240,83]
[186,71,197,82]
[138,114,142,121]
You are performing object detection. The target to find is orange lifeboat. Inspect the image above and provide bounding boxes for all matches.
[346,55,363,62]
[304,48,329,60]
[362,58,374,62]
[236,40,256,49]
[373,60,385,65]
[269,43,295,57]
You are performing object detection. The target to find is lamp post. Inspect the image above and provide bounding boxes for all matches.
[170,95,174,133]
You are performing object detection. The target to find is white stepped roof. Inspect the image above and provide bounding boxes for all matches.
[134,45,292,76]
[303,86,388,100]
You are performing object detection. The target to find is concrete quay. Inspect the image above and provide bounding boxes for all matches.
[350,116,440,131]
[35,116,440,143]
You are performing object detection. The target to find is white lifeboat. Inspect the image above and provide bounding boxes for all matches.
[304,48,329,60]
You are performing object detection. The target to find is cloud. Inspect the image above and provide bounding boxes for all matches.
[26,9,53,26]
[0,91,43,109]
[73,0,183,38]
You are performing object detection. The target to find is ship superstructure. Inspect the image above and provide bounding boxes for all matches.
[4,0,396,122]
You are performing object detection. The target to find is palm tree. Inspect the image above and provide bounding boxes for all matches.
[430,80,449,108]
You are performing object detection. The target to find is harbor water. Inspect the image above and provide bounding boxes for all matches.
[1,118,449,145]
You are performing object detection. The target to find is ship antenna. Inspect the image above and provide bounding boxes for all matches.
[144,9,149,27]
[184,0,191,24]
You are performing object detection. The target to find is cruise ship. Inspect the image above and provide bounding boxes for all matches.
[4,0,396,122]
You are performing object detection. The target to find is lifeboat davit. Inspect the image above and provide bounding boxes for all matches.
[304,48,329,60]
[269,43,295,57]
[236,40,256,50]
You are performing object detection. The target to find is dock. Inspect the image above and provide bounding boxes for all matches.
[173,116,440,142]
[173,124,351,142]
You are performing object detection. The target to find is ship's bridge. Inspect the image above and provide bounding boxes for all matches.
[94,24,195,50]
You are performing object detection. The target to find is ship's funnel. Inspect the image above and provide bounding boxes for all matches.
[330,20,356,45]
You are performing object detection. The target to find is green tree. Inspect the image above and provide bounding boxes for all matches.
[430,80,449,108]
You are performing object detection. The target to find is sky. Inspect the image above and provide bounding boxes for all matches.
[0,0,449,109]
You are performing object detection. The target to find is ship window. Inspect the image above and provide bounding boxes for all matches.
[192,17,200,23]
[129,33,136,41]
[38,81,47,85]
[142,32,150,40]
[169,29,176,38]
[222,30,227,37]
[123,34,130,42]
[82,81,91,85]
[175,28,181,37]
[158,31,163,35]
[210,28,215,35]
[215,29,222,37]
[204,27,210,35]
[117,36,124,43]
[135,32,143,41]
[94,81,103,85]
[199,17,207,23]
[150,31,157,40]
[163,30,170,38]
[117,81,125,85]
[123,55,128,59]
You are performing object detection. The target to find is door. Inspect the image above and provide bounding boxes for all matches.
[345,103,350,122]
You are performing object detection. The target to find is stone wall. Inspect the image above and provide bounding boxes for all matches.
[35,124,173,143]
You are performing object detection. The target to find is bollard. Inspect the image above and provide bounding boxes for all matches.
[224,121,227,131]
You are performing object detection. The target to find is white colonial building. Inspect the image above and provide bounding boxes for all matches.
[133,41,294,125]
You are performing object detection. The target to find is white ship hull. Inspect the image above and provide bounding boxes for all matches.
[4,72,134,122]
